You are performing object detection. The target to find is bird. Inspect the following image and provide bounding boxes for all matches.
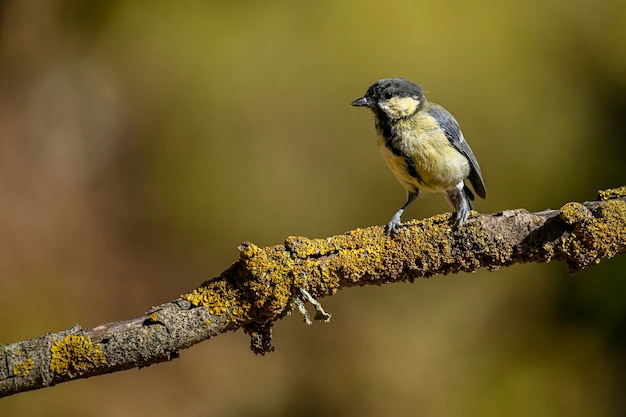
[351,77,486,234]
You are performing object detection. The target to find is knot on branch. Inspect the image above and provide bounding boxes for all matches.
[184,241,336,352]
[243,322,274,355]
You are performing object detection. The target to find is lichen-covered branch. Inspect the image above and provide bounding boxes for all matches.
[2,187,625,398]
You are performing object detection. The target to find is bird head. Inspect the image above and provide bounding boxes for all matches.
[351,78,425,121]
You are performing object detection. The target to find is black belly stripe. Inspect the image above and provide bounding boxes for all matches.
[378,119,424,185]
[379,123,405,157]
[403,155,423,184]
[385,139,404,158]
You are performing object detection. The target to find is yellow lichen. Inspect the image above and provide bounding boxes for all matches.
[598,186,626,201]
[185,208,554,327]
[282,211,489,291]
[149,312,159,322]
[49,335,107,378]
[13,359,34,377]
[187,281,230,313]
[178,194,625,337]
[559,202,590,225]
[183,278,252,323]
[559,199,626,271]
[238,242,298,315]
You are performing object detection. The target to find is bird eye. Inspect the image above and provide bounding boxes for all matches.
[383,92,393,99]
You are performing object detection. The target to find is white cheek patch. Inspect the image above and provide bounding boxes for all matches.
[382,97,419,118]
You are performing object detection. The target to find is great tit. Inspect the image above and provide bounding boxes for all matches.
[351,78,486,234]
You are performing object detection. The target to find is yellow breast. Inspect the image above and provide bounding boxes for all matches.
[376,117,470,193]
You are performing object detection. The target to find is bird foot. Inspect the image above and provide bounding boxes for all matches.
[386,212,404,234]
[455,207,470,226]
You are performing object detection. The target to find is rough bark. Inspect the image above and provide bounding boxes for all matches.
[1,187,625,398]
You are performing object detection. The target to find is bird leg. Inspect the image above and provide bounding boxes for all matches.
[387,190,418,234]
[445,182,472,226]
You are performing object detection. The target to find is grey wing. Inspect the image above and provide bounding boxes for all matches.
[426,104,487,199]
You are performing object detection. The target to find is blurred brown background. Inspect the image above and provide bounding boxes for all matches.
[1,0,625,416]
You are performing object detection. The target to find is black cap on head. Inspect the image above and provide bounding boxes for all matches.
[351,78,424,108]
[368,78,423,101]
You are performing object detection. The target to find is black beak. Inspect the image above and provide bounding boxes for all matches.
[351,96,371,107]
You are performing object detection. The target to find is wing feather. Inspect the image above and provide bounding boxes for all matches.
[426,104,486,199]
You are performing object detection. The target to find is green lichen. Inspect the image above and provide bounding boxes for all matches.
[49,335,107,378]
[13,359,34,377]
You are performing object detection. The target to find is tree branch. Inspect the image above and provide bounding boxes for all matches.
[2,187,625,398]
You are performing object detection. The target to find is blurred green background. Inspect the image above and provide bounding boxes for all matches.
[1,0,625,416]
